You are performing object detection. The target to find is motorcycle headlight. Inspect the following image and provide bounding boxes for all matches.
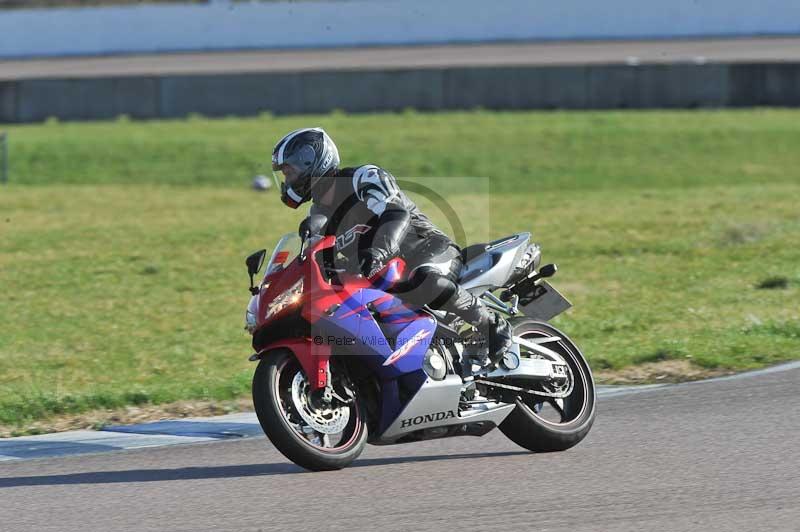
[245,310,258,334]
[265,278,304,320]
[245,294,260,334]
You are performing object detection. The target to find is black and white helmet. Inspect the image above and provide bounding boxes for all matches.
[271,127,340,209]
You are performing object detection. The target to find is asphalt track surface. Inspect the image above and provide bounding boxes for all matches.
[2,37,800,80]
[1,366,798,531]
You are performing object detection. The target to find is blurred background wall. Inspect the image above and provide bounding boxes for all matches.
[3,62,800,123]
[2,0,799,58]
[1,0,799,122]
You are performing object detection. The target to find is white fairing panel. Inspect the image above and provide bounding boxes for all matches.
[378,375,515,441]
[459,233,531,293]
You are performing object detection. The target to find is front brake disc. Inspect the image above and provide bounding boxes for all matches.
[290,372,350,434]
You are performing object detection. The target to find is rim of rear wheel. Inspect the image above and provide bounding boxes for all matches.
[515,327,592,427]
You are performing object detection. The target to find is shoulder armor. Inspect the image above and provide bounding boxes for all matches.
[352,165,400,216]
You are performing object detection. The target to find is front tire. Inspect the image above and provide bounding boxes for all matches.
[252,349,368,471]
[499,319,596,452]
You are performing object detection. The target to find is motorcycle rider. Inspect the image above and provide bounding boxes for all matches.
[271,127,512,366]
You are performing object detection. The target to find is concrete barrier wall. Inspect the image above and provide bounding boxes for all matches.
[2,62,800,123]
[2,0,800,58]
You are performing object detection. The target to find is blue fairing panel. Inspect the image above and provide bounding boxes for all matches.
[319,286,437,433]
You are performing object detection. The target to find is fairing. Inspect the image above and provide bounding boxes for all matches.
[251,235,436,435]
[249,232,530,440]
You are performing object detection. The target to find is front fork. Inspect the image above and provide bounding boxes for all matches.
[251,338,332,391]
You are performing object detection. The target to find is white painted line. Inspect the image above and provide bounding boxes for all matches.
[596,384,670,398]
[0,429,225,461]
[594,360,800,398]
[1,362,797,462]
[101,412,263,439]
[685,359,800,384]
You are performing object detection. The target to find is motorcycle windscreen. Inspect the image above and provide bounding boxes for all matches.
[265,233,302,275]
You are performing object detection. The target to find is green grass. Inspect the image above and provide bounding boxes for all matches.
[6,109,800,191]
[2,109,799,428]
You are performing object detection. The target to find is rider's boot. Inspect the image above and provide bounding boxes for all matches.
[444,290,513,367]
[476,311,514,368]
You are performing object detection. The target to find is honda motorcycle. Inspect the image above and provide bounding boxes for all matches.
[243,215,595,471]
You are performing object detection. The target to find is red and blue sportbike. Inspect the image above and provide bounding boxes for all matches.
[244,216,595,471]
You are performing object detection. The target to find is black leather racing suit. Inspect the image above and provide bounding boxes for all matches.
[308,165,495,329]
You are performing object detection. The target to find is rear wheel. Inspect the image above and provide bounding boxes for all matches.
[498,319,596,452]
[252,349,367,471]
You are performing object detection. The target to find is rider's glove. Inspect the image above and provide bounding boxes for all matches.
[358,248,386,279]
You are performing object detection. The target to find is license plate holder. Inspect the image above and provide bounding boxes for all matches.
[517,281,572,321]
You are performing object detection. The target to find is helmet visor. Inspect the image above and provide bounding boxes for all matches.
[272,162,308,208]
[271,142,323,207]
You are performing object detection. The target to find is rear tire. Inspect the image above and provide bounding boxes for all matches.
[499,319,596,452]
[252,349,368,471]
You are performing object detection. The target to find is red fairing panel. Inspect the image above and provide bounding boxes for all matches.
[259,338,332,389]
[255,237,407,391]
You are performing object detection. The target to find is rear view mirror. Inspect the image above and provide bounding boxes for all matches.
[246,249,267,276]
[246,249,267,295]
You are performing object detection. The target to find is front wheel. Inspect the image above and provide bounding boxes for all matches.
[252,349,367,471]
[499,319,596,452]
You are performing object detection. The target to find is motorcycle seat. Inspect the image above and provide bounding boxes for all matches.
[460,243,488,263]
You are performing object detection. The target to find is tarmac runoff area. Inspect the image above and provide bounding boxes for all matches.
[1,360,798,532]
[2,37,800,81]
[1,360,799,463]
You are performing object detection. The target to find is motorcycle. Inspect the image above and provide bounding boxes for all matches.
[243,215,595,471]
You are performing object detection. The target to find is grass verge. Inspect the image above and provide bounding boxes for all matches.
[4,109,800,191]
[2,109,799,432]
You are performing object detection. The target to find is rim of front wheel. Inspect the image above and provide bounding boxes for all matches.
[272,356,363,452]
